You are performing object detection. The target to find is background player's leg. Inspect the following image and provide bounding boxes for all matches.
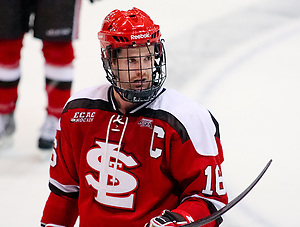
[39,41,74,149]
[34,0,80,149]
[0,39,23,145]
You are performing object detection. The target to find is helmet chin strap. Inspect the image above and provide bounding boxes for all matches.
[113,85,160,103]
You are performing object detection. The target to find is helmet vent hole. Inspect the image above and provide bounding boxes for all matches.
[151,31,160,39]
[112,36,129,43]
[112,36,120,42]
[119,36,125,42]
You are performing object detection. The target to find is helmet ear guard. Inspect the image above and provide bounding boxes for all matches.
[98,8,167,103]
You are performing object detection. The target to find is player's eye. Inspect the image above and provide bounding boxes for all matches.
[128,58,137,63]
[144,55,151,61]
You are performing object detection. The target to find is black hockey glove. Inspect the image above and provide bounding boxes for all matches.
[146,210,193,227]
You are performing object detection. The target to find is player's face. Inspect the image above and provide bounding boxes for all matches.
[111,45,155,91]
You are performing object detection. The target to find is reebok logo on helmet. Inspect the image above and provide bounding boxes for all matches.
[131,33,150,40]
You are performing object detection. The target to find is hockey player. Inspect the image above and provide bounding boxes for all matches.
[41,7,228,227]
[0,0,82,149]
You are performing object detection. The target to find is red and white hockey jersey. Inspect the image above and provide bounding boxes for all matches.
[41,84,228,227]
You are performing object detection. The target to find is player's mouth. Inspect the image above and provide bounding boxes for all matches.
[131,79,149,89]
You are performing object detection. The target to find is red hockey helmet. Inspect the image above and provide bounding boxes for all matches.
[98,8,167,103]
[98,7,161,49]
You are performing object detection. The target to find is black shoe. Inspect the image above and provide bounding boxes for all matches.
[38,115,58,150]
[0,113,15,147]
[38,138,54,149]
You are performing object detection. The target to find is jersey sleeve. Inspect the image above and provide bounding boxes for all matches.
[41,192,78,227]
[168,109,228,226]
[41,116,79,226]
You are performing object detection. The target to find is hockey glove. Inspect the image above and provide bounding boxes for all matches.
[146,210,194,227]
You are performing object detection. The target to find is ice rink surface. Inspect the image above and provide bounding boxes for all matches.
[1,0,299,226]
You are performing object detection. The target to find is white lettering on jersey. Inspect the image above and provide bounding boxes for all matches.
[138,118,153,129]
[85,140,139,209]
[150,125,165,158]
[50,138,57,167]
[71,111,96,123]
[202,165,226,196]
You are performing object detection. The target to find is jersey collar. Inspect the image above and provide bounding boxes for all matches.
[108,86,166,114]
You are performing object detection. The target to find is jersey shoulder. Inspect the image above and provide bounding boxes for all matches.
[150,88,219,156]
[68,83,111,103]
[154,88,208,115]
[61,83,113,115]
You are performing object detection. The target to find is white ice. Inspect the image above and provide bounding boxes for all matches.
[0,0,299,226]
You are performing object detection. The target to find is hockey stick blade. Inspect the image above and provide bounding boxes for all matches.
[183,159,272,227]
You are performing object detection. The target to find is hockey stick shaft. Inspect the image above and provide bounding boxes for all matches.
[183,159,272,227]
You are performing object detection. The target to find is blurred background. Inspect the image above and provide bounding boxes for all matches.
[0,0,299,226]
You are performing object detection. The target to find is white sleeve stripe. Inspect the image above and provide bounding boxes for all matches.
[49,177,79,193]
[46,224,66,227]
[181,194,226,211]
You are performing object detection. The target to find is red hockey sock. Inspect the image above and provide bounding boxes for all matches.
[42,41,74,66]
[46,79,72,119]
[0,83,19,114]
[0,38,23,67]
[42,41,74,118]
[0,39,23,114]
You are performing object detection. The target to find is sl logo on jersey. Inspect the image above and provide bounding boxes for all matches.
[85,140,139,210]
